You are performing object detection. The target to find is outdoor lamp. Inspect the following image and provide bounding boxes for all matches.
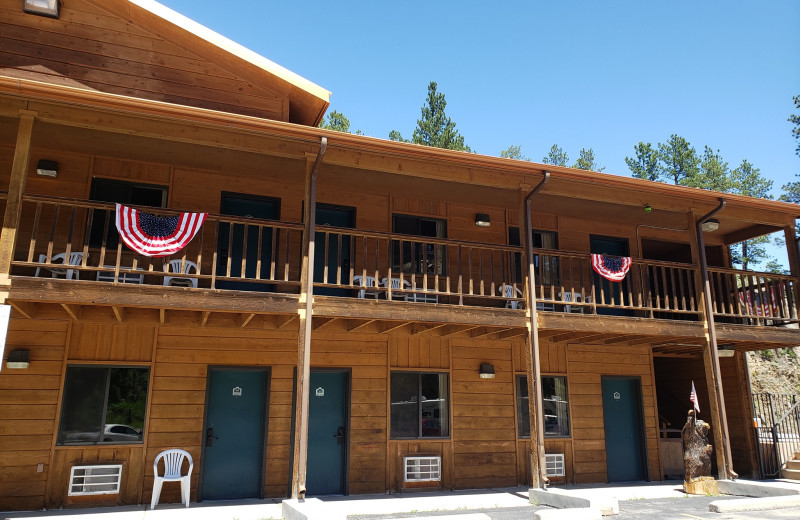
[6,350,30,369]
[701,219,720,232]
[36,159,58,178]
[475,213,491,228]
[479,363,495,379]
[23,0,59,18]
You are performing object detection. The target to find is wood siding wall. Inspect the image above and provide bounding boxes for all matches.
[0,0,288,121]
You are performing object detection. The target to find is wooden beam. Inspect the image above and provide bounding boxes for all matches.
[8,301,33,319]
[276,314,297,330]
[380,321,409,334]
[312,317,337,331]
[111,306,124,323]
[438,324,479,337]
[0,112,35,292]
[469,327,498,339]
[201,311,211,326]
[239,313,256,328]
[498,328,527,339]
[410,323,447,336]
[60,303,79,320]
[159,308,165,325]
[346,319,375,332]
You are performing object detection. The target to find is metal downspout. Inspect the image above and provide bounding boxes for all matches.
[524,171,550,489]
[292,136,327,499]
[695,198,737,480]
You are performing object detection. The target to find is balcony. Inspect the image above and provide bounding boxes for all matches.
[6,195,799,331]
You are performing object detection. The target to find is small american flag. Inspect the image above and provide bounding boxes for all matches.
[690,381,700,413]
[115,204,206,257]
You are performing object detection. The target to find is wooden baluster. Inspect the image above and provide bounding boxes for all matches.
[28,201,42,263]
[211,218,218,289]
[240,223,249,280]
[336,233,343,286]
[46,205,59,263]
[255,226,263,280]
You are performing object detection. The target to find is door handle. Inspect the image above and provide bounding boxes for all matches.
[206,427,219,447]
[334,426,345,445]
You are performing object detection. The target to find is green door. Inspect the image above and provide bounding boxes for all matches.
[306,371,348,495]
[601,377,646,482]
[202,368,268,500]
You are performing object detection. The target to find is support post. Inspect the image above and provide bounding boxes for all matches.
[291,138,327,499]
[688,202,737,480]
[0,111,35,302]
[522,172,550,489]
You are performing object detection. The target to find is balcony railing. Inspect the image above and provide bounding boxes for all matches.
[7,195,800,326]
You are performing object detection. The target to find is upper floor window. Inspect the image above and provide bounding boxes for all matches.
[509,228,559,285]
[57,366,150,445]
[390,372,449,439]
[516,375,570,438]
[89,178,168,248]
[392,215,447,275]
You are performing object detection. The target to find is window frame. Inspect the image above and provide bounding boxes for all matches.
[390,371,450,440]
[88,177,169,249]
[515,374,571,439]
[391,214,448,276]
[508,228,559,285]
[56,364,151,446]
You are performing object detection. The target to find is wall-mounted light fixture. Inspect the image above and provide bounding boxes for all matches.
[6,350,30,369]
[644,205,652,213]
[475,213,491,228]
[23,0,59,18]
[36,159,58,178]
[479,363,495,379]
[717,344,736,358]
[701,219,720,233]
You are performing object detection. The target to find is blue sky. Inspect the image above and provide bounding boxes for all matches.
[158,0,799,197]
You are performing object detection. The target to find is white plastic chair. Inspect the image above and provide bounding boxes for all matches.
[151,448,193,510]
[163,260,198,288]
[381,277,412,301]
[35,252,86,280]
[561,291,591,313]
[499,284,524,309]
[353,275,380,299]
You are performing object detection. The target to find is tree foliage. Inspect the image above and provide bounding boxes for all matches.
[500,145,529,161]
[319,110,362,134]
[542,144,568,166]
[573,148,604,172]
[790,94,800,157]
[780,95,800,204]
[658,134,699,185]
[625,142,660,181]
[390,82,471,152]
[683,146,733,192]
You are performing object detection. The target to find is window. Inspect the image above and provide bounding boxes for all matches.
[57,366,150,445]
[392,215,447,275]
[516,375,570,438]
[509,228,559,285]
[89,178,168,248]
[391,372,449,438]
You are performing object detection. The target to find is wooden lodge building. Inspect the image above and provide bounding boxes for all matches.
[1,0,799,511]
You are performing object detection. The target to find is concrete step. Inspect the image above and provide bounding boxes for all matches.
[781,467,800,481]
[786,460,800,470]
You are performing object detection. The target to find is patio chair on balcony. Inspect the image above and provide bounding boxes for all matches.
[151,448,193,509]
[163,260,198,288]
[561,291,591,314]
[499,284,524,309]
[353,275,381,299]
[381,277,412,301]
[35,252,86,280]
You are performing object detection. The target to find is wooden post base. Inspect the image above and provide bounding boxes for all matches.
[683,476,718,495]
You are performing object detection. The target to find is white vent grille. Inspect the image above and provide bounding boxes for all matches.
[404,456,441,482]
[545,453,565,477]
[68,464,122,496]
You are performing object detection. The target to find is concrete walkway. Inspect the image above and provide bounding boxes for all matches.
[2,480,799,520]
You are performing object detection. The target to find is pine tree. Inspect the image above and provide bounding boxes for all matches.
[542,144,568,166]
[573,148,604,172]
[626,142,660,181]
[390,82,471,151]
[499,145,529,161]
[658,134,699,185]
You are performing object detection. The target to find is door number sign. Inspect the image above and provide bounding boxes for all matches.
[232,386,242,397]
[613,392,621,400]
[315,387,325,397]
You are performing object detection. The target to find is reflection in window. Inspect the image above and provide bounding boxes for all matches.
[516,375,570,438]
[508,228,559,285]
[57,366,150,445]
[392,215,447,275]
[391,372,449,438]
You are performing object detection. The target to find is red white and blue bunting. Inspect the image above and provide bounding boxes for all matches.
[591,254,632,282]
[115,203,206,257]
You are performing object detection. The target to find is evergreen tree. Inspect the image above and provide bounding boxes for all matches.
[781,95,800,203]
[320,110,362,134]
[790,94,800,157]
[542,144,568,166]
[390,82,471,151]
[729,159,774,270]
[683,146,733,192]
[573,148,604,172]
[625,142,660,181]
[500,145,529,161]
[658,134,699,185]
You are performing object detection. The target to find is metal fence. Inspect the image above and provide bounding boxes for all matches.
[752,393,800,478]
